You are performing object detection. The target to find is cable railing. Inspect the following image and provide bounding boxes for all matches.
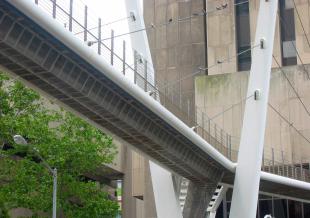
[31,0,310,183]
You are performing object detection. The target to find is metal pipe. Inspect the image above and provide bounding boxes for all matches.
[52,0,56,19]
[98,18,101,55]
[84,6,87,42]
[144,59,147,91]
[134,50,137,84]
[122,40,126,75]
[111,30,114,65]
[69,0,73,31]
[52,168,57,218]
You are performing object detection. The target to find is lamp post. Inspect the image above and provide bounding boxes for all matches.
[13,135,57,218]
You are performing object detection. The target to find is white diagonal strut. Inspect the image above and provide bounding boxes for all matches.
[124,1,182,218]
[229,0,278,218]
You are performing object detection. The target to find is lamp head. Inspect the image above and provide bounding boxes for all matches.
[13,135,28,145]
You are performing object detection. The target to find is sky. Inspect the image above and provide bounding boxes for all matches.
[36,0,144,82]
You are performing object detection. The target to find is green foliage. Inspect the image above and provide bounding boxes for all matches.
[0,72,118,217]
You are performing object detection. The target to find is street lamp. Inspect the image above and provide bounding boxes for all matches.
[13,135,57,218]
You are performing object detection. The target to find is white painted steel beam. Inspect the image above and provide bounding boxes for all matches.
[229,1,278,218]
[124,1,182,217]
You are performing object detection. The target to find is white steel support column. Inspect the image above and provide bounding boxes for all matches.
[124,1,182,218]
[229,1,278,218]
[124,0,154,84]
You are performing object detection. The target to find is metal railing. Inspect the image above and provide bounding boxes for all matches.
[32,0,310,183]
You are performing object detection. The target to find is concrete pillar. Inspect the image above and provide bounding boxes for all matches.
[122,147,138,218]
[182,181,218,218]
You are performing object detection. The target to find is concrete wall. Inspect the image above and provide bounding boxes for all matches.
[144,0,207,112]
[207,0,237,75]
[122,149,157,218]
[195,64,310,164]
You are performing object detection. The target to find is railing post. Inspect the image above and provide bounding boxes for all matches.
[111,30,114,65]
[281,150,285,176]
[187,100,190,123]
[134,50,138,84]
[208,119,211,142]
[214,124,217,139]
[35,0,38,5]
[301,159,305,181]
[272,148,275,173]
[202,112,205,139]
[98,18,101,55]
[226,134,229,158]
[69,0,73,31]
[221,129,224,154]
[262,151,265,170]
[144,60,148,91]
[52,0,56,19]
[179,80,182,109]
[228,135,232,160]
[154,73,157,100]
[84,6,88,42]
[123,40,126,75]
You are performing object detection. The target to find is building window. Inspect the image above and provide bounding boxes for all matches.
[274,199,288,218]
[235,0,251,71]
[279,0,297,66]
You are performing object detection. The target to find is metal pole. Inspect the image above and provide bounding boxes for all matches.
[202,112,205,139]
[272,148,275,173]
[187,100,190,123]
[123,40,126,75]
[98,18,101,55]
[84,6,88,42]
[52,168,57,218]
[35,0,38,4]
[69,0,73,32]
[111,30,114,65]
[281,150,285,176]
[134,50,137,84]
[52,0,56,19]
[229,1,278,217]
[301,159,304,180]
[208,119,211,142]
[229,135,232,160]
[262,151,265,169]
[144,59,148,91]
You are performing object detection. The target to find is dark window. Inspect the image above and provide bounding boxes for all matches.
[288,200,302,218]
[304,203,310,218]
[279,0,297,66]
[216,202,224,218]
[235,0,251,71]
[274,199,288,218]
[259,199,273,218]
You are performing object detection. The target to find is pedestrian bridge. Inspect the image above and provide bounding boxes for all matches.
[1,0,310,203]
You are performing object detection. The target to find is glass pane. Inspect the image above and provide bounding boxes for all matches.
[216,202,224,218]
[259,200,272,218]
[288,200,302,218]
[274,199,288,218]
[227,202,231,217]
[304,203,310,218]
[235,0,251,71]
[279,1,297,66]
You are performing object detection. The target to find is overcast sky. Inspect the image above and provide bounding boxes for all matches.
[37,0,143,81]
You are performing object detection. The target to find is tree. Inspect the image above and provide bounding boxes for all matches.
[0,72,119,217]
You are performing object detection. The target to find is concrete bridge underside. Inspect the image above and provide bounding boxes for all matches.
[1,0,310,206]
